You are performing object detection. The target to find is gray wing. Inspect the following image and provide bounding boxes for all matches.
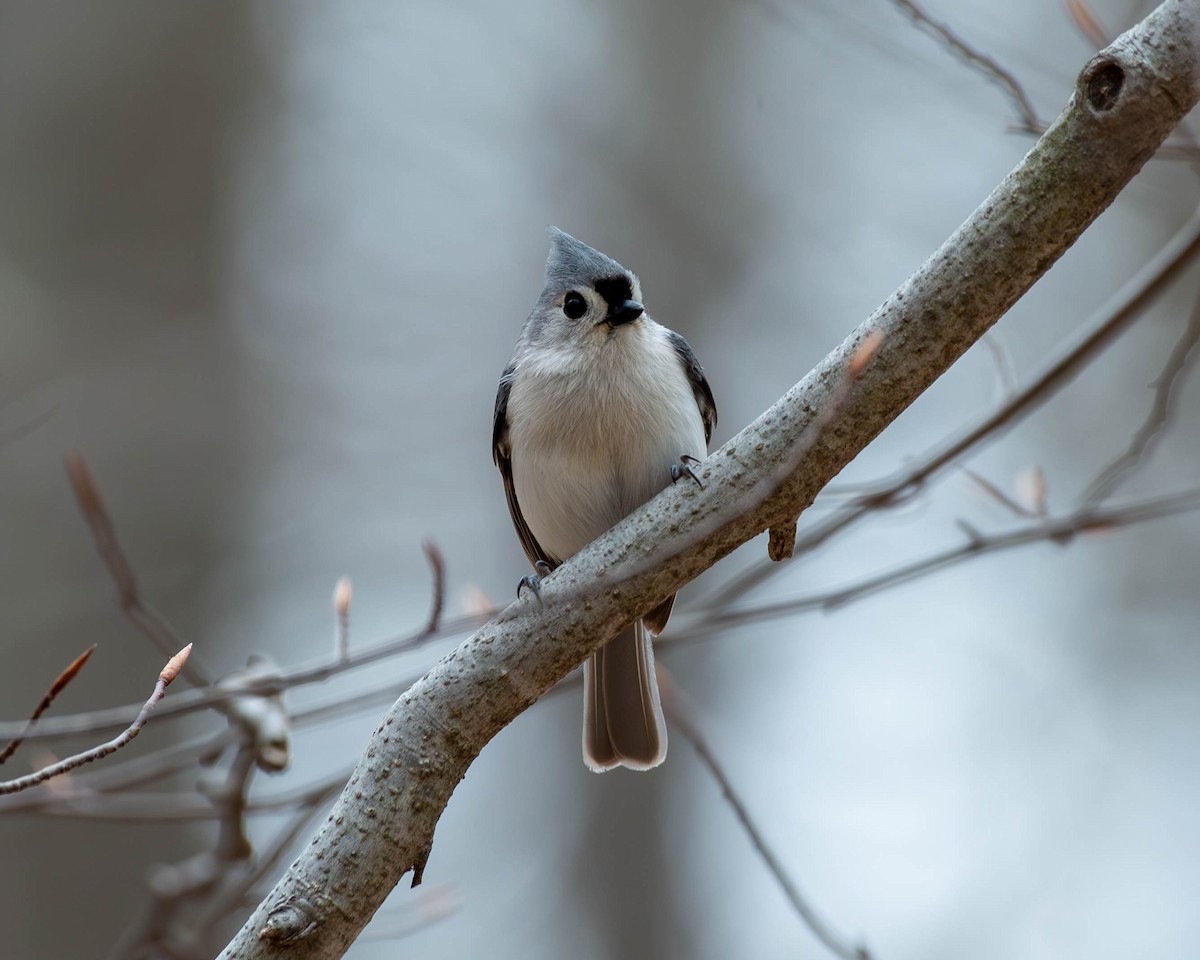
[493,363,556,570]
[666,330,717,444]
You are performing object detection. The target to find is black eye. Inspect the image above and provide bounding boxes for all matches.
[563,291,587,320]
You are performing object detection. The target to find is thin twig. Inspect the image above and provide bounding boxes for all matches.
[709,202,1200,607]
[422,539,445,634]
[961,467,1039,519]
[189,778,344,944]
[0,644,97,764]
[333,577,352,662]
[30,768,350,822]
[0,731,237,815]
[683,488,1200,636]
[1084,285,1200,502]
[888,0,1042,131]
[105,852,222,960]
[0,645,191,795]
[0,609,491,743]
[17,482,1199,817]
[981,332,1019,403]
[0,406,57,450]
[1065,0,1110,48]
[204,742,258,862]
[659,671,870,960]
[66,454,211,687]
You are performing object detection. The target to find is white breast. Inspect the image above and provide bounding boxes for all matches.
[507,321,707,563]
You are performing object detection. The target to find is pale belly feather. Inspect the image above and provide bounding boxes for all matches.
[507,326,707,563]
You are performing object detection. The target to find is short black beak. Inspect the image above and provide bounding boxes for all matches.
[606,299,644,326]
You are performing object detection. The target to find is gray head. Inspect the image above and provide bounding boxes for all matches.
[523,228,646,345]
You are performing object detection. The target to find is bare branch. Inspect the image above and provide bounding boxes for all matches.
[0,645,192,795]
[1084,283,1200,501]
[888,0,1043,131]
[203,742,258,862]
[198,779,343,928]
[0,731,237,815]
[66,454,211,687]
[709,200,1200,608]
[659,671,870,960]
[0,609,490,745]
[682,489,1200,636]
[0,644,97,765]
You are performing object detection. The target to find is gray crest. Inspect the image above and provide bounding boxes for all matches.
[544,227,630,293]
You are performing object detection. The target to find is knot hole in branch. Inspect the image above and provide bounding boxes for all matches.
[1082,58,1124,112]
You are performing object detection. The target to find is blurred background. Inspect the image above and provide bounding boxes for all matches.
[2,0,1198,958]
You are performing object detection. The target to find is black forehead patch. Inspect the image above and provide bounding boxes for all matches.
[593,275,633,310]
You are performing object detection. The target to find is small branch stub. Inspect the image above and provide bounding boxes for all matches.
[260,897,322,944]
[767,523,797,561]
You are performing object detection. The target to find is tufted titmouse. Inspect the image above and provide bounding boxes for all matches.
[492,228,717,771]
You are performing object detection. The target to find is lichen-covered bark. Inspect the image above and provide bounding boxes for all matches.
[220,3,1200,957]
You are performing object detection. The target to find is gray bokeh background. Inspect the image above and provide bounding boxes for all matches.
[2,1,1198,958]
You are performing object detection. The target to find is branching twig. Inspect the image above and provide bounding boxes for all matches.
[888,0,1042,131]
[1084,284,1200,501]
[709,201,1200,608]
[683,488,1200,636]
[0,644,96,764]
[659,671,870,960]
[66,454,210,687]
[204,742,258,862]
[189,778,346,941]
[0,645,192,795]
[19,480,1200,824]
[0,608,492,745]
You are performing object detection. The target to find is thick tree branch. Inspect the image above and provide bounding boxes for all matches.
[219,5,1200,957]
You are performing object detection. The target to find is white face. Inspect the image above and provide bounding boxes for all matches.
[541,271,646,343]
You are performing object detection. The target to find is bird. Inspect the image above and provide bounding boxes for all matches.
[492,227,716,771]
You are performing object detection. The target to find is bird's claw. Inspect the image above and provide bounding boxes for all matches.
[517,560,554,601]
[670,454,704,489]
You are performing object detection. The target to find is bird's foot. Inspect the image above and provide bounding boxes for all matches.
[670,454,704,489]
[517,560,554,600]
